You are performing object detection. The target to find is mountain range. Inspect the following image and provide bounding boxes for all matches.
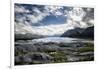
[61,26,94,39]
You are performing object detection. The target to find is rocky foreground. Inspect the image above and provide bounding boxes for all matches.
[15,39,94,65]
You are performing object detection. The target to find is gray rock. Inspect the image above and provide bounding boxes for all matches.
[15,53,53,65]
[79,52,94,56]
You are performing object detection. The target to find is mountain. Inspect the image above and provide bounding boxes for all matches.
[61,26,94,39]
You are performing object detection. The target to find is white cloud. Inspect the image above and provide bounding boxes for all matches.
[68,8,86,22]
[15,4,94,36]
[32,7,41,13]
[44,6,64,16]
[66,7,94,28]
[15,5,49,25]
[15,21,74,36]
[31,24,74,36]
[15,22,34,34]
[14,5,30,13]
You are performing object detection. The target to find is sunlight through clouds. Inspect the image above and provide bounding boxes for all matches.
[14,4,94,36]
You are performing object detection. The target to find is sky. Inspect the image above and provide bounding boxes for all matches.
[14,3,94,36]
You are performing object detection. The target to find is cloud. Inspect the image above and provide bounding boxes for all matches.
[31,24,74,36]
[15,4,72,25]
[15,4,49,25]
[14,5,30,13]
[14,4,94,36]
[44,6,64,16]
[66,7,94,28]
[15,21,74,36]
[69,8,86,21]
[15,22,34,34]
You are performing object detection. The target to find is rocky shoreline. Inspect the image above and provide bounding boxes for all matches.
[15,38,94,65]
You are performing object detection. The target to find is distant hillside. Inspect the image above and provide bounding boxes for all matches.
[15,33,44,41]
[61,26,94,39]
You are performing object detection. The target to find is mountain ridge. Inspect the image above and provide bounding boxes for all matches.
[61,26,94,39]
